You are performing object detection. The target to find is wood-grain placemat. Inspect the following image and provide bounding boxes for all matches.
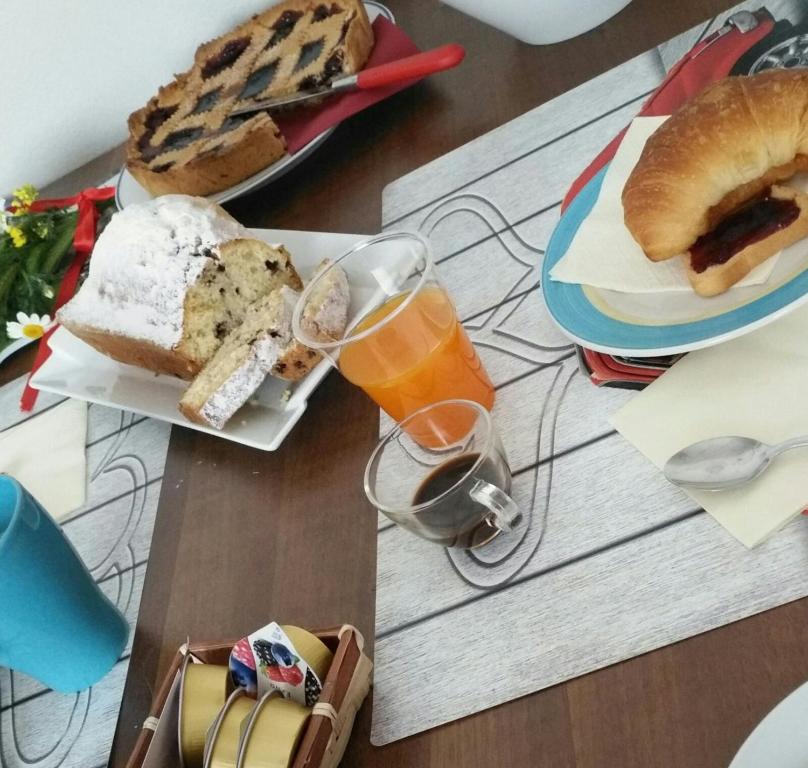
[371,0,808,745]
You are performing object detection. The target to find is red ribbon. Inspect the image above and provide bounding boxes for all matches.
[19,186,115,411]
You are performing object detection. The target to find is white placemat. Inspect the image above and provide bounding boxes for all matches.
[372,0,808,746]
[0,377,170,768]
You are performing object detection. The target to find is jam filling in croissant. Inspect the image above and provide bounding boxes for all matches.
[689,191,800,274]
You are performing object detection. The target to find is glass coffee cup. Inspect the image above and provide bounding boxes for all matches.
[364,399,521,549]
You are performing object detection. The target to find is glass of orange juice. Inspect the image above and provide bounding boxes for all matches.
[292,232,494,444]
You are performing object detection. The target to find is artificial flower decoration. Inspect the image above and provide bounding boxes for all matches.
[32,216,53,239]
[1,185,76,354]
[11,184,38,212]
[6,312,52,340]
[1,183,113,359]
[7,226,27,248]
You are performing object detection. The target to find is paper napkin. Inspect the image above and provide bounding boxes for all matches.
[0,399,87,522]
[549,116,779,293]
[610,306,808,548]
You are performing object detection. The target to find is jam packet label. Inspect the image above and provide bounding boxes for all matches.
[232,622,323,706]
[229,636,258,695]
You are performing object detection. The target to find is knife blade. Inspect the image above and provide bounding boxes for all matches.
[229,43,465,117]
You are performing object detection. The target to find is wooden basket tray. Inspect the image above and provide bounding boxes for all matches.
[125,625,372,768]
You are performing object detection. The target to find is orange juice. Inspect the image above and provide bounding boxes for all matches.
[339,287,494,442]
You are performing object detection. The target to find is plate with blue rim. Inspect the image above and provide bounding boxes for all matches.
[541,165,808,357]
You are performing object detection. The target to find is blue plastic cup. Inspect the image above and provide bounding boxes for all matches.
[0,475,129,692]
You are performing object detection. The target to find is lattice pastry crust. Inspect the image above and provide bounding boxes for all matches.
[126,0,374,196]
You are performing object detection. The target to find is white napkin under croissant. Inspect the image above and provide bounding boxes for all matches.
[549,116,780,293]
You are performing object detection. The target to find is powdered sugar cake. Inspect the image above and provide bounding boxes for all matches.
[34,227,365,451]
[57,195,303,379]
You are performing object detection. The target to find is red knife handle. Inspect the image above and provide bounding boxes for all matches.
[356,43,465,90]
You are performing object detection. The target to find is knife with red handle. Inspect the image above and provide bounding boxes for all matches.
[230,43,465,116]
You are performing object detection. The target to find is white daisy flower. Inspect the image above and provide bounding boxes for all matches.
[5,312,52,340]
[0,198,7,233]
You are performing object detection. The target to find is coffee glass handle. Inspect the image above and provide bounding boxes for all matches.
[469,480,522,532]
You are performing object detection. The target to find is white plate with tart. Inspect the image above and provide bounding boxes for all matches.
[31,226,363,452]
[544,70,808,357]
[115,1,393,210]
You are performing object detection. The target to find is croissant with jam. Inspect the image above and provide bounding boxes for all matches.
[622,70,808,297]
[126,0,373,197]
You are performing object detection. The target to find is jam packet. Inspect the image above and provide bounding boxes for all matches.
[229,622,326,707]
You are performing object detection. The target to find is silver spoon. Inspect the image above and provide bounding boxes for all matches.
[663,435,808,491]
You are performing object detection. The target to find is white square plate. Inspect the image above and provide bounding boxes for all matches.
[30,228,363,451]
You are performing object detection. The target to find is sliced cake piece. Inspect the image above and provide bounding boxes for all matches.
[179,287,307,428]
[298,258,351,342]
[179,262,349,429]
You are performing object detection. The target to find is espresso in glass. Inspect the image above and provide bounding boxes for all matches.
[365,400,521,550]
[410,452,512,548]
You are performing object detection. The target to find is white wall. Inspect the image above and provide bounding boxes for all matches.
[2,1,280,193]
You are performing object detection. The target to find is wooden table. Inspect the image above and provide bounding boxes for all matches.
[5,1,808,765]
